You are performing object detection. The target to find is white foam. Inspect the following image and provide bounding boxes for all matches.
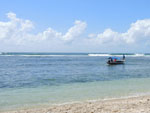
[0,53,149,57]
[88,54,111,56]
[134,54,145,57]
[127,54,148,57]
[0,55,86,57]
[88,54,150,57]
[50,92,150,106]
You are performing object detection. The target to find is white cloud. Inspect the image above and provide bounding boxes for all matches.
[7,12,17,20]
[88,19,150,47]
[97,28,120,44]
[0,12,150,52]
[122,19,150,44]
[62,20,87,41]
[0,12,34,45]
[37,28,62,40]
[0,12,87,46]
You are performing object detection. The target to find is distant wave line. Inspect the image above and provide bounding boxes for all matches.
[0,55,87,57]
[88,54,150,57]
[0,53,149,57]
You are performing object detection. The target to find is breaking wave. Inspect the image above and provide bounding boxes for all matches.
[0,52,149,57]
[88,53,150,57]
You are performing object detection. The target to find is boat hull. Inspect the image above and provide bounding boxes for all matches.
[107,60,125,65]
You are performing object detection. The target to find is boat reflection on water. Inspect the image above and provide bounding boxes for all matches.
[107,55,125,65]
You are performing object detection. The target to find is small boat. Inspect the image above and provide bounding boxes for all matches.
[107,55,125,65]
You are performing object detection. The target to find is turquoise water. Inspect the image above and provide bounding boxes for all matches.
[0,53,150,111]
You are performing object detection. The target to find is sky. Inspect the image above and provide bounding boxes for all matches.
[0,0,150,53]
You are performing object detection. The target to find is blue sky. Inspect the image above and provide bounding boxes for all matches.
[0,0,150,52]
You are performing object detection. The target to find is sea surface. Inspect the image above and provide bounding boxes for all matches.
[1,52,150,111]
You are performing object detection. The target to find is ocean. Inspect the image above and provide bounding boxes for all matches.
[0,52,150,111]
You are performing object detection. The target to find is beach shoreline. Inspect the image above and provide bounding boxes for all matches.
[2,95,150,113]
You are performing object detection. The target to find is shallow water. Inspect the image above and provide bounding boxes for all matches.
[0,53,150,111]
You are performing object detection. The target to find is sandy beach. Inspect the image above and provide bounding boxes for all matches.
[2,95,150,113]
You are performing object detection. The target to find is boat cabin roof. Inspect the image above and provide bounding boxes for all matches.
[108,57,121,60]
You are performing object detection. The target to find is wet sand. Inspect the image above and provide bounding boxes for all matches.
[2,95,150,113]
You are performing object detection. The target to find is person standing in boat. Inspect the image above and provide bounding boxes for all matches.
[123,54,125,60]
